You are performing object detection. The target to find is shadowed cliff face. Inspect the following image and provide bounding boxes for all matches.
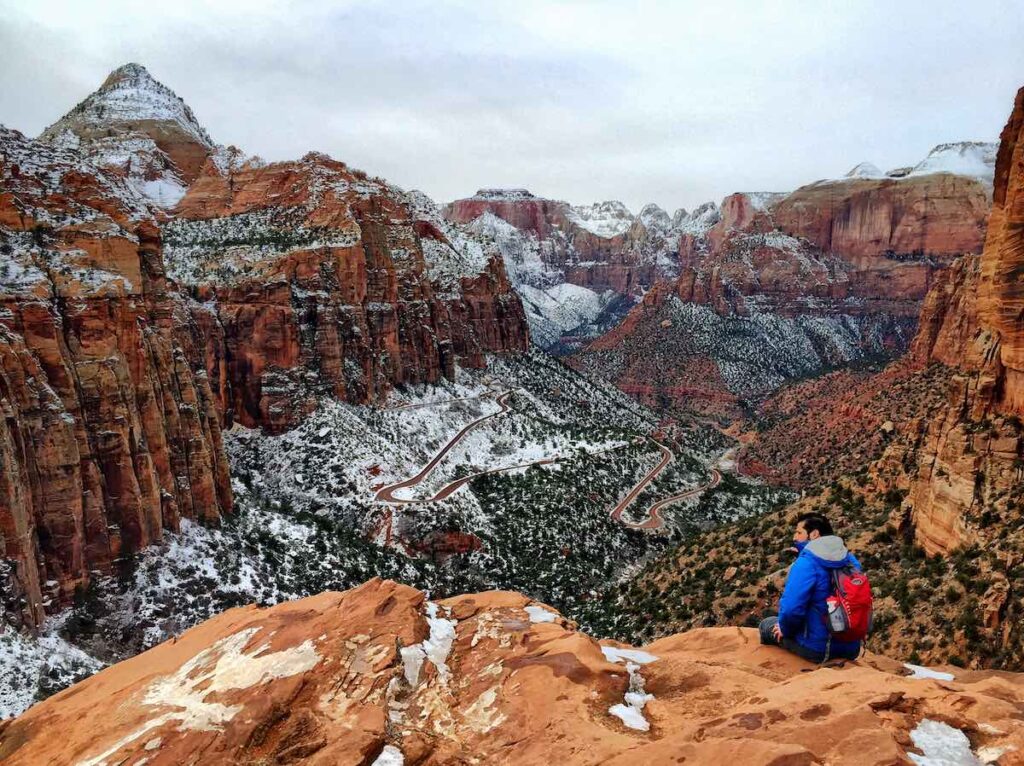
[168,155,529,433]
[4,579,1023,765]
[0,127,232,627]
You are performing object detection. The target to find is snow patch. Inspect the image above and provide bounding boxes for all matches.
[608,659,655,732]
[402,602,457,685]
[904,663,956,681]
[908,719,982,766]
[371,745,405,766]
[525,605,559,623]
[601,646,659,665]
[567,201,634,239]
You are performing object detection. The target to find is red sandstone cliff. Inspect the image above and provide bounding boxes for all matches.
[4,579,1022,765]
[0,127,232,627]
[169,157,529,432]
[773,173,990,263]
[882,87,1024,555]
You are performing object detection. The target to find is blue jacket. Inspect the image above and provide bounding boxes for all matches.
[778,535,862,657]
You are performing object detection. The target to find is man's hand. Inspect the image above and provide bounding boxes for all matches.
[772,623,784,641]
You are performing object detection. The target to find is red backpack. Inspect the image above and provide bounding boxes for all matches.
[825,565,873,642]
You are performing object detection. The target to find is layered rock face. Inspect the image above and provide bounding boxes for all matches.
[883,88,1024,555]
[168,158,529,432]
[5,579,1023,765]
[0,127,232,627]
[445,190,671,295]
[572,187,924,419]
[774,172,991,266]
[40,63,215,207]
[444,190,683,351]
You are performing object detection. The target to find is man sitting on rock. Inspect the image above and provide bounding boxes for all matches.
[759,512,863,663]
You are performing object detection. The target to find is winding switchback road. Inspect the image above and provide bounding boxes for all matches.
[610,441,727,531]
[375,391,514,504]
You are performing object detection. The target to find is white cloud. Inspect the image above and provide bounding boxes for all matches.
[1,0,1022,211]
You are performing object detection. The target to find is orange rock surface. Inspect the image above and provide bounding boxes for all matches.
[4,579,1023,765]
[889,88,1024,554]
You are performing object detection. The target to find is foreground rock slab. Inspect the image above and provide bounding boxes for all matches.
[3,579,1023,765]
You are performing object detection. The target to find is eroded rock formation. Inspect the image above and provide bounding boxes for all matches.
[4,579,1023,765]
[0,127,231,626]
[39,63,217,207]
[168,157,529,432]
[884,88,1024,555]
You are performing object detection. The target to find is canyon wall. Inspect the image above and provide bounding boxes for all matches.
[169,156,529,432]
[0,128,231,627]
[887,88,1024,555]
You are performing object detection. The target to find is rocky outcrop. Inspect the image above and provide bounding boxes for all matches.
[445,191,675,295]
[444,190,682,351]
[168,157,529,432]
[0,127,232,627]
[979,87,1024,414]
[4,579,1023,765]
[571,139,999,418]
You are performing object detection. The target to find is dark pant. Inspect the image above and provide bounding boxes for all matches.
[759,616,858,663]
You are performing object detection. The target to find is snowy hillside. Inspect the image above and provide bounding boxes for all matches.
[819,140,998,186]
[566,200,635,238]
[907,141,998,183]
[572,295,916,421]
[0,349,787,716]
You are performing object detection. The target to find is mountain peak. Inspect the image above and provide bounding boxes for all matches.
[844,161,886,179]
[44,62,213,149]
[907,140,998,184]
[39,62,216,198]
[100,62,157,89]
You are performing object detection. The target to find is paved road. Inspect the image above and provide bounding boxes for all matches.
[622,467,722,530]
[609,440,673,523]
[374,394,729,540]
[375,391,513,504]
[610,440,726,531]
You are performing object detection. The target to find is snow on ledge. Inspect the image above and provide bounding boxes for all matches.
[908,719,982,766]
[525,605,558,623]
[371,745,405,765]
[601,646,659,665]
[401,601,457,686]
[77,627,319,766]
[904,663,955,681]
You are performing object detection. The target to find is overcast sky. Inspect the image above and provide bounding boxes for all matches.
[2,1,1023,212]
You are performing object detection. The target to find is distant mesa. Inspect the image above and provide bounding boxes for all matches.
[471,188,538,201]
